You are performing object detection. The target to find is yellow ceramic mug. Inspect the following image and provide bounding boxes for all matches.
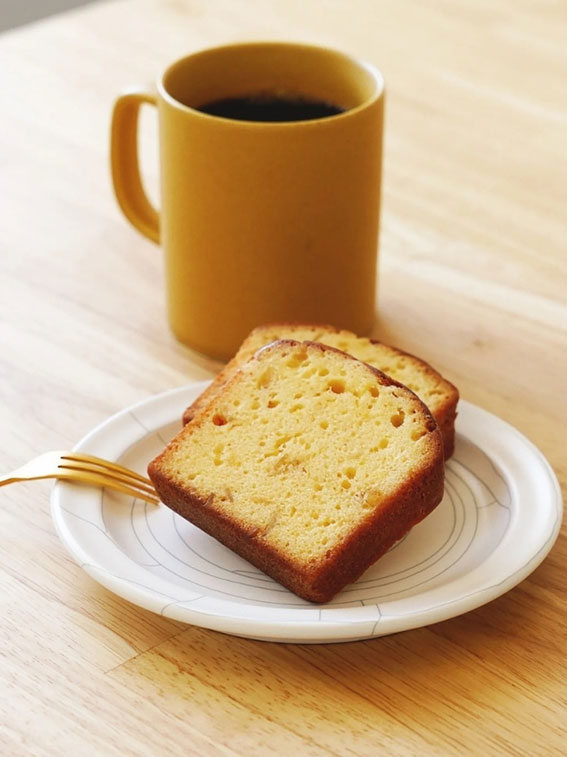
[111,42,384,360]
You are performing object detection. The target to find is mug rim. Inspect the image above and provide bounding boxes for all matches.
[157,41,385,126]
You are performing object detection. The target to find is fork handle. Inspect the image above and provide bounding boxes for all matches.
[1,471,158,505]
[0,474,59,486]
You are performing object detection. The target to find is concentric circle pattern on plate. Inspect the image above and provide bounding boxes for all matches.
[51,382,562,643]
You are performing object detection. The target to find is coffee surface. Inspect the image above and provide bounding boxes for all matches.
[196,94,345,122]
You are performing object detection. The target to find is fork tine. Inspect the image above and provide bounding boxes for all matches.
[61,452,152,485]
[56,469,159,504]
[57,461,156,497]
[0,450,160,505]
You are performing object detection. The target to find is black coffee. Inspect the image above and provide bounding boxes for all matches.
[196,94,345,122]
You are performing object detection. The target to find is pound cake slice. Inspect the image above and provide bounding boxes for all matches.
[182,323,459,458]
[150,340,445,604]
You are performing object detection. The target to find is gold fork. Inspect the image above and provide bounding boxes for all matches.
[0,450,159,505]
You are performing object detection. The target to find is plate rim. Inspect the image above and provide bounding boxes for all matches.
[50,382,563,643]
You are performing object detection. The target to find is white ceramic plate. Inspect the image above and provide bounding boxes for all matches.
[51,382,562,643]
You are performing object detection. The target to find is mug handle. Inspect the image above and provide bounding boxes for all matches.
[110,90,160,243]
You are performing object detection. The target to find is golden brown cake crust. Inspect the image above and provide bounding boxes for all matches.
[181,323,344,426]
[148,459,444,603]
[150,339,445,604]
[181,322,459,458]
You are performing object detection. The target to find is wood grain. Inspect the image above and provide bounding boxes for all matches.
[1,1,565,754]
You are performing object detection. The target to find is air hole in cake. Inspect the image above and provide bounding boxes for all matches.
[267,399,279,408]
[290,403,304,412]
[328,379,345,394]
[212,413,227,426]
[390,410,405,427]
[341,480,351,490]
[411,429,426,441]
[302,368,316,378]
[286,351,308,368]
[318,367,329,376]
[379,438,389,449]
[369,385,379,397]
[257,368,273,388]
[345,467,356,479]
[320,420,329,430]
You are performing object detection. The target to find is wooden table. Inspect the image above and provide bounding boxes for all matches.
[1,1,565,754]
